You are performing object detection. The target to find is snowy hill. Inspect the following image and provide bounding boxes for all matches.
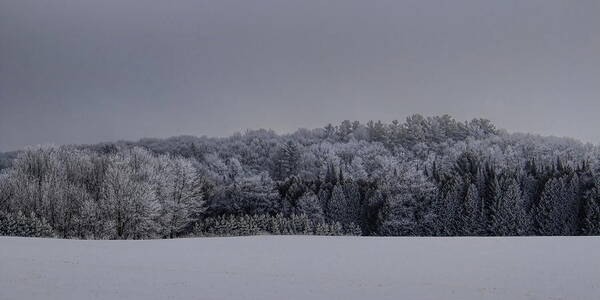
[1,236,599,300]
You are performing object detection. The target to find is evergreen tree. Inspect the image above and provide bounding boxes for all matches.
[366,120,387,144]
[330,222,343,235]
[337,120,354,142]
[298,214,313,234]
[560,175,580,235]
[461,184,483,235]
[436,179,463,236]
[273,141,301,180]
[0,212,16,236]
[315,223,328,235]
[482,164,500,235]
[379,193,418,236]
[534,179,564,235]
[296,191,325,223]
[327,183,347,223]
[582,185,600,235]
[492,179,529,236]
[575,167,595,234]
[345,222,363,236]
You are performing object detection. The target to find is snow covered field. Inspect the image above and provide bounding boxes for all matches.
[1,236,599,300]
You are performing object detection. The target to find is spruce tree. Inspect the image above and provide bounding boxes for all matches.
[582,186,600,235]
[315,223,328,235]
[327,184,348,223]
[297,192,324,223]
[482,164,500,235]
[379,193,419,236]
[534,179,564,235]
[331,222,343,235]
[273,141,300,180]
[437,179,463,236]
[462,184,482,235]
[345,222,363,236]
[298,214,313,234]
[493,179,529,236]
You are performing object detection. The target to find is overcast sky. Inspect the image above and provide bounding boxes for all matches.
[1,0,599,151]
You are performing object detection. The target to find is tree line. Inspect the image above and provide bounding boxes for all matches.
[1,114,599,239]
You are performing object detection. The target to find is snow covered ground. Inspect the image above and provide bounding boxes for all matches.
[1,236,599,300]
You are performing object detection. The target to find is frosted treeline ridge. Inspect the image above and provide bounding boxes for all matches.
[1,114,599,239]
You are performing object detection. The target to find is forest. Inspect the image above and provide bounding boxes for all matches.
[1,114,600,239]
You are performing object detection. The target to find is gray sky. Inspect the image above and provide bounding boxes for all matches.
[1,0,599,151]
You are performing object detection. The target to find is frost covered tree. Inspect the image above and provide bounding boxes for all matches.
[582,184,600,235]
[327,183,348,223]
[209,173,279,216]
[461,183,483,236]
[1,115,600,238]
[273,141,301,180]
[491,179,530,236]
[377,164,437,236]
[102,149,159,239]
[482,164,501,234]
[533,178,564,236]
[154,156,206,238]
[296,191,324,223]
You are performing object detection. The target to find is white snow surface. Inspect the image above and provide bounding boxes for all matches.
[1,236,599,300]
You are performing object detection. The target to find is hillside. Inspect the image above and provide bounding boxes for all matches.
[1,115,600,239]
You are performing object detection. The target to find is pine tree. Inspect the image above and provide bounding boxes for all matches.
[315,223,328,235]
[379,193,420,236]
[560,175,579,235]
[273,141,300,180]
[436,179,463,236]
[15,211,30,236]
[337,120,354,142]
[327,184,347,223]
[534,178,564,235]
[297,192,325,223]
[582,186,600,235]
[330,222,343,235]
[0,212,16,236]
[255,214,269,232]
[299,214,313,235]
[345,222,362,236]
[482,164,500,235]
[238,215,251,235]
[324,162,338,185]
[366,120,387,144]
[462,184,482,235]
[575,167,595,234]
[269,214,283,234]
[492,179,529,236]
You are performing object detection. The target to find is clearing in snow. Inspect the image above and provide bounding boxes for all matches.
[1,236,599,300]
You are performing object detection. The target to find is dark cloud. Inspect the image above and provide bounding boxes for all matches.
[1,0,599,150]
